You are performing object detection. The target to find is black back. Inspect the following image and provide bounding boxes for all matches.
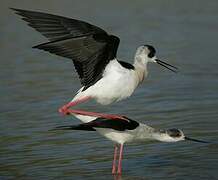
[118,61,135,70]
[54,116,139,132]
[87,117,139,131]
[12,8,120,90]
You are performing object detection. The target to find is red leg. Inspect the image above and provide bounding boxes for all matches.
[58,96,91,115]
[117,144,124,174]
[66,109,126,120]
[59,96,126,120]
[112,144,118,174]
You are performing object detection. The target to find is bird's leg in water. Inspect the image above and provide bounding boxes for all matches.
[59,96,125,120]
[112,144,118,174]
[117,144,124,174]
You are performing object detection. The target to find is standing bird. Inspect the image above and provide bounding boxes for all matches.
[54,113,208,175]
[12,8,178,118]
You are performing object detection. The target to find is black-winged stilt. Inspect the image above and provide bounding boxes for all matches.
[12,8,178,118]
[54,113,207,175]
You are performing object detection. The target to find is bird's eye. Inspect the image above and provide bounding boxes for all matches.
[167,129,182,138]
[145,45,156,58]
[172,132,181,137]
[148,51,155,58]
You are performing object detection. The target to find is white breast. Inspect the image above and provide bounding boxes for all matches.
[79,59,140,105]
[96,128,136,144]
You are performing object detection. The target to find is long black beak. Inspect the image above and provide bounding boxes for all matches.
[156,59,178,73]
[185,137,209,143]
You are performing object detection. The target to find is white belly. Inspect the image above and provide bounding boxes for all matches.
[97,128,135,144]
[79,60,139,105]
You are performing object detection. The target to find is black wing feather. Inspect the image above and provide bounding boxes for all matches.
[88,117,139,131]
[54,117,139,132]
[12,8,120,90]
[11,8,105,41]
[53,125,96,131]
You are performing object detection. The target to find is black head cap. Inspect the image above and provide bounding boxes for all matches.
[166,128,183,138]
[144,45,156,58]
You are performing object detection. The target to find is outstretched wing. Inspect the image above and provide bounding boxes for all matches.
[54,117,139,132]
[12,8,120,90]
[11,8,105,41]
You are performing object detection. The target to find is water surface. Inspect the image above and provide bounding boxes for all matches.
[1,0,218,179]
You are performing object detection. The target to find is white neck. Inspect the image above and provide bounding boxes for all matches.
[134,124,174,143]
[133,49,149,83]
[134,124,156,141]
[150,130,171,142]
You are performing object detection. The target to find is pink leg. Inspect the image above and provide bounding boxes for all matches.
[66,109,125,120]
[117,144,124,174]
[58,96,91,115]
[112,144,118,174]
[59,96,125,120]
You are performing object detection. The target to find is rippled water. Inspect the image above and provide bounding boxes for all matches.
[1,0,218,179]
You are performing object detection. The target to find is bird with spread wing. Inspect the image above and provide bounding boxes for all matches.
[12,8,178,119]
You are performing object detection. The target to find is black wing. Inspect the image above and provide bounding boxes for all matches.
[54,117,139,132]
[12,8,120,90]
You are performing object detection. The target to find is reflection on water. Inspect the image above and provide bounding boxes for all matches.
[1,0,218,179]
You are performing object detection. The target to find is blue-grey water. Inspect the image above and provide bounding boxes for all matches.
[1,0,218,179]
